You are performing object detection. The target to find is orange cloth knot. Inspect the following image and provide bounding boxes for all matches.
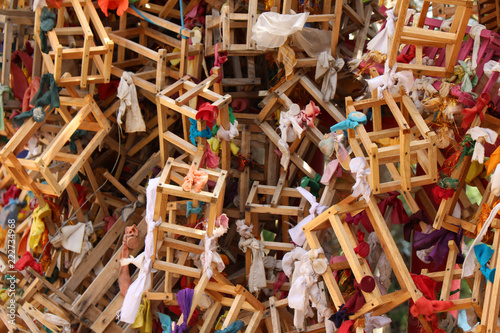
[182,164,208,193]
[410,297,453,322]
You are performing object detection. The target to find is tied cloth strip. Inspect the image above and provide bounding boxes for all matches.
[469,24,486,70]
[362,313,392,333]
[288,186,328,246]
[236,220,267,293]
[200,214,229,279]
[474,243,496,283]
[196,103,219,129]
[466,127,498,164]
[39,7,56,54]
[458,60,478,93]
[350,157,372,202]
[173,288,194,333]
[283,247,333,332]
[277,104,304,169]
[182,164,209,193]
[189,118,212,146]
[316,53,344,102]
[215,320,245,333]
[300,174,322,198]
[117,72,146,133]
[319,132,351,171]
[366,62,414,99]
[330,111,367,133]
[186,201,204,218]
[118,177,162,324]
[13,73,60,127]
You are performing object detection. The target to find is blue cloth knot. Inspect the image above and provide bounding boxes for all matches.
[475,243,496,283]
[186,201,204,218]
[189,118,212,146]
[330,112,367,132]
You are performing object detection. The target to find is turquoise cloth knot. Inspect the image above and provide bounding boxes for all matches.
[215,321,245,333]
[189,118,212,146]
[475,243,496,283]
[158,312,172,333]
[330,112,367,132]
[300,173,322,198]
[186,201,204,218]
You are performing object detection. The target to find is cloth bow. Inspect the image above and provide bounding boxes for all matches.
[461,92,489,130]
[297,101,320,127]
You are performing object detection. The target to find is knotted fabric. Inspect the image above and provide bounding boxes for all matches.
[196,103,219,129]
[366,62,414,99]
[189,118,212,146]
[215,321,245,333]
[403,210,429,242]
[119,177,162,324]
[288,187,328,246]
[321,159,342,185]
[317,54,344,102]
[329,304,351,330]
[469,24,486,70]
[466,127,498,164]
[217,120,239,141]
[50,222,87,253]
[29,203,51,250]
[278,104,304,168]
[298,101,320,128]
[13,73,60,127]
[173,288,194,333]
[201,148,220,169]
[483,60,500,83]
[0,198,26,229]
[39,7,55,53]
[366,9,396,54]
[236,220,267,293]
[410,76,438,111]
[474,243,496,283]
[410,296,453,322]
[458,60,478,93]
[461,92,489,130]
[98,0,129,16]
[413,226,463,268]
[485,145,500,176]
[363,313,391,333]
[117,72,146,133]
[158,312,172,333]
[186,201,204,218]
[353,230,370,258]
[330,111,367,132]
[284,247,330,332]
[350,157,371,202]
[14,251,43,274]
[300,174,322,198]
[319,132,350,170]
[200,214,229,279]
[182,164,208,193]
[210,44,227,83]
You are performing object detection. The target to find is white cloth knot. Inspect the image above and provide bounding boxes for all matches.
[288,187,328,246]
[440,17,453,32]
[316,53,344,102]
[483,60,500,83]
[217,120,239,141]
[364,313,392,333]
[367,63,414,99]
[284,247,329,331]
[277,104,304,169]
[43,314,71,333]
[117,72,146,133]
[350,157,372,202]
[201,218,229,279]
[470,24,486,70]
[367,9,396,54]
[467,127,498,164]
[236,219,267,292]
